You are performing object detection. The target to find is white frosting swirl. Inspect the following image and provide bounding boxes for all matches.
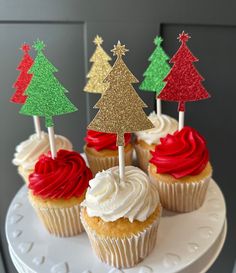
[135,112,178,145]
[81,166,159,222]
[13,131,72,170]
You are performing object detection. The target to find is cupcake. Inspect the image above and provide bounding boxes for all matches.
[12,131,72,184]
[148,126,212,212]
[81,166,161,268]
[135,112,178,172]
[28,149,92,237]
[84,130,133,175]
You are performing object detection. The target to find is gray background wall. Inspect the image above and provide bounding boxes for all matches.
[0,0,235,272]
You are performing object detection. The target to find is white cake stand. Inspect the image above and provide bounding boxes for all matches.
[5,179,226,273]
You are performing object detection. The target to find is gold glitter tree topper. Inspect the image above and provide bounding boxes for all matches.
[84,35,112,94]
[88,41,154,145]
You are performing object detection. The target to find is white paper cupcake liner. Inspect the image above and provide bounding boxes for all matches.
[134,143,152,173]
[30,199,84,237]
[85,147,133,176]
[81,212,160,268]
[149,173,211,212]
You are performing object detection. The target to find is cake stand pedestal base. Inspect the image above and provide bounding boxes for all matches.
[5,179,226,273]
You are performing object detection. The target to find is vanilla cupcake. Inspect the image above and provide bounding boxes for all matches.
[13,131,72,184]
[148,126,212,212]
[28,149,92,237]
[135,112,178,172]
[81,166,161,268]
[84,130,133,176]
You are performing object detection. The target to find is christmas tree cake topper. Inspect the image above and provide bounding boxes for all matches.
[88,41,153,181]
[10,43,33,104]
[140,36,170,116]
[10,43,42,138]
[84,35,112,94]
[20,39,77,158]
[158,31,210,130]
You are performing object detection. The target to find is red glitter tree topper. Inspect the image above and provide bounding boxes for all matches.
[10,43,34,104]
[158,31,210,111]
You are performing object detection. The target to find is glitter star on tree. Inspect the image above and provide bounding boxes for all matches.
[94,35,103,45]
[111,40,129,57]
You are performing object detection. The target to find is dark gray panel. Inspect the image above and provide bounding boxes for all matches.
[0,23,85,273]
[162,24,236,273]
[0,0,236,26]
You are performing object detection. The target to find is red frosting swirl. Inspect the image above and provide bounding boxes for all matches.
[150,127,209,178]
[85,130,131,151]
[29,150,93,199]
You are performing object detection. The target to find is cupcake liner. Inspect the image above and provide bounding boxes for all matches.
[18,166,33,185]
[81,212,160,268]
[30,198,84,237]
[134,143,152,173]
[149,172,211,212]
[85,148,133,176]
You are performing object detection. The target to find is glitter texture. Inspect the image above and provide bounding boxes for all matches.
[20,39,77,127]
[158,31,210,111]
[140,36,170,96]
[84,35,112,94]
[88,41,154,146]
[10,43,34,104]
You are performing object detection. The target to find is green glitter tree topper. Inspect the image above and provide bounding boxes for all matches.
[20,39,77,127]
[140,36,170,95]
